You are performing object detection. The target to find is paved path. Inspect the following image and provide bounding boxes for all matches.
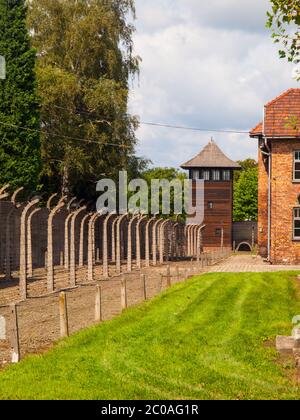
[207,254,300,272]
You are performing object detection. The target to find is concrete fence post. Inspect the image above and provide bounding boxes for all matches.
[10,304,20,363]
[153,219,163,266]
[136,215,147,270]
[26,207,41,279]
[5,187,24,281]
[159,220,169,265]
[60,251,64,266]
[88,213,100,283]
[19,198,40,300]
[69,206,86,287]
[59,292,69,338]
[95,285,102,322]
[159,274,164,292]
[79,213,90,267]
[141,274,147,301]
[47,197,67,293]
[111,217,118,264]
[64,212,75,270]
[102,213,115,278]
[166,265,171,288]
[127,214,140,273]
[120,276,127,310]
[145,216,156,267]
[116,214,128,275]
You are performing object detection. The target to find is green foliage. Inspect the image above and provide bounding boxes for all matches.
[0,272,300,400]
[28,0,142,198]
[0,0,41,192]
[267,1,300,77]
[142,167,186,184]
[234,158,258,184]
[142,167,187,218]
[234,166,258,222]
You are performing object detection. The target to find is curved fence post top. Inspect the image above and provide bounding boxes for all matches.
[116,213,128,226]
[74,205,87,216]
[128,213,140,225]
[21,197,40,219]
[46,193,58,210]
[65,210,76,224]
[146,215,157,227]
[187,224,195,233]
[154,217,164,228]
[0,183,9,195]
[11,186,24,207]
[58,195,68,206]
[0,183,10,200]
[103,211,116,223]
[67,197,77,212]
[89,211,102,227]
[137,214,148,226]
[70,205,87,224]
[28,206,42,219]
[50,196,67,218]
[159,219,169,229]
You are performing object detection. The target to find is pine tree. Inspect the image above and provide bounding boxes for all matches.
[0,0,41,192]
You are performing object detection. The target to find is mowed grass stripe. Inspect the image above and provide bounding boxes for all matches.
[0,272,299,400]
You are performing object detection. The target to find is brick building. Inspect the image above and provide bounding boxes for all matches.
[250,88,300,264]
[181,139,240,250]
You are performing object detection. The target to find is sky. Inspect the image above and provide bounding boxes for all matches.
[129,0,299,169]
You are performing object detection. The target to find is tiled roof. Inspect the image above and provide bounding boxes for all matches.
[250,88,300,138]
[181,139,241,169]
[250,122,263,137]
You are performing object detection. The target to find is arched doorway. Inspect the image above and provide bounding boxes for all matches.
[236,242,252,252]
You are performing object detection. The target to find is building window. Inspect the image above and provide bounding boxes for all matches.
[192,170,199,180]
[294,151,300,181]
[212,170,220,181]
[208,202,213,209]
[293,208,300,240]
[215,228,221,237]
[223,170,231,181]
[202,170,210,181]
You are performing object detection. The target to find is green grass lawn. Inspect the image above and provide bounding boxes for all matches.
[0,272,300,400]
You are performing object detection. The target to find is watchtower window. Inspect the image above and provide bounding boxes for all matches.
[212,170,220,181]
[192,170,199,180]
[208,202,213,209]
[293,208,300,240]
[293,151,300,182]
[202,170,210,181]
[215,228,222,237]
[223,170,231,181]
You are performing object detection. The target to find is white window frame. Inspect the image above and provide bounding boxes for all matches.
[223,170,231,181]
[202,170,210,181]
[293,151,300,182]
[293,208,300,240]
[192,170,199,180]
[212,170,220,181]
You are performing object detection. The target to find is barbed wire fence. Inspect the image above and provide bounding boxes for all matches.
[0,185,231,365]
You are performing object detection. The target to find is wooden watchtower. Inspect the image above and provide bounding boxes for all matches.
[181,139,240,250]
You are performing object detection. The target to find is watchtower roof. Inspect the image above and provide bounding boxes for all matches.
[181,139,241,169]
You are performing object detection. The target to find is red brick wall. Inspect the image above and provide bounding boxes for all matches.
[270,139,300,263]
[258,142,269,257]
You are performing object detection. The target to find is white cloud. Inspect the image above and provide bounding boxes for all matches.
[130,0,299,168]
